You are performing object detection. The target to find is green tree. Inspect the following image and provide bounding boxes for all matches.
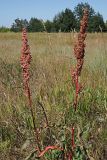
[0,26,10,32]
[28,18,44,32]
[11,18,28,32]
[74,2,95,31]
[74,2,106,32]
[89,13,106,32]
[105,21,107,32]
[53,8,76,32]
[45,20,56,32]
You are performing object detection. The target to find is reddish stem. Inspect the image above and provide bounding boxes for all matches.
[20,28,41,152]
[38,146,63,157]
[71,126,75,150]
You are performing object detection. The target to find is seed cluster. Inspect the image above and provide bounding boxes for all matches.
[20,28,32,96]
[72,9,89,109]
[71,10,89,159]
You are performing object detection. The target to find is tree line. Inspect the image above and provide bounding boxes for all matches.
[0,2,107,32]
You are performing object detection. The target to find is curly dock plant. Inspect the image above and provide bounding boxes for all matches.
[20,28,41,152]
[20,28,63,159]
[72,9,89,111]
[71,9,89,159]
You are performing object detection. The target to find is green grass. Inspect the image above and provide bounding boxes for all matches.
[0,32,107,160]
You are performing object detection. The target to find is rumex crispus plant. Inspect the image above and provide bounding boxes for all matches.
[20,28,63,159]
[20,9,89,160]
[39,9,89,160]
[20,28,41,152]
[72,9,89,111]
[71,8,89,159]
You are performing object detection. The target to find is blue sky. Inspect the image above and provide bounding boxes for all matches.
[0,0,107,27]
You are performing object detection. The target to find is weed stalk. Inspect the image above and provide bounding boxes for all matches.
[20,28,41,152]
[71,9,89,159]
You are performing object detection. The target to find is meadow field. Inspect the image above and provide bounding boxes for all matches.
[0,32,107,160]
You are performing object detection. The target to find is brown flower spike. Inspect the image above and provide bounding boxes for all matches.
[72,9,89,110]
[20,28,41,152]
[20,28,32,98]
[71,9,89,157]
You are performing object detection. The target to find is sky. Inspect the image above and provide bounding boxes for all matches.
[0,0,107,27]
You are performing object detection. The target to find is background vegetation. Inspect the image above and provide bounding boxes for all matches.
[0,2,107,33]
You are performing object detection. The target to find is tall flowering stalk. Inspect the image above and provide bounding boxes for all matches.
[20,28,64,158]
[20,28,41,152]
[20,28,32,99]
[71,9,89,158]
[72,9,89,111]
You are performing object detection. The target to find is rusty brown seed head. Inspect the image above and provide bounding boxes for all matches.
[72,9,89,109]
[74,9,88,76]
[20,28,32,96]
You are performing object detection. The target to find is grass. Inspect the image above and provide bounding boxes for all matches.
[0,32,107,159]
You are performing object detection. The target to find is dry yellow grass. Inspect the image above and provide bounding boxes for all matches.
[0,32,107,159]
